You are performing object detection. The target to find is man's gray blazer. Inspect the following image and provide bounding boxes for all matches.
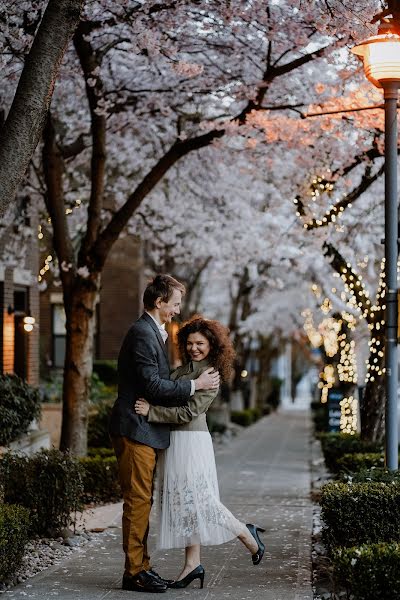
[109,312,192,449]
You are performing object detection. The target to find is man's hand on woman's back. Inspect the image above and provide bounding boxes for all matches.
[194,367,220,391]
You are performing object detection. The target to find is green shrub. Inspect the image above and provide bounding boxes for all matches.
[0,374,42,445]
[79,455,121,504]
[318,432,383,473]
[337,452,385,473]
[320,481,400,551]
[333,542,400,600]
[231,409,254,427]
[230,407,263,427]
[251,406,262,420]
[89,373,116,405]
[0,504,30,583]
[88,400,113,448]
[311,403,328,433]
[207,420,227,435]
[87,446,115,458]
[340,467,400,484]
[93,360,118,386]
[0,449,83,536]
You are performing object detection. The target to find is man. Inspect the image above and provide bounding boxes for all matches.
[109,274,220,593]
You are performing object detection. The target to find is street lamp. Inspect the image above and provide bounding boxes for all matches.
[352,21,400,470]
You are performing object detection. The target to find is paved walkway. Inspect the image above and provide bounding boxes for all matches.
[6,411,313,600]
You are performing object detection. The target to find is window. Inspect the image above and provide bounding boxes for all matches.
[52,304,66,368]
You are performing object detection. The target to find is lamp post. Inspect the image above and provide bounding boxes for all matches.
[352,21,400,470]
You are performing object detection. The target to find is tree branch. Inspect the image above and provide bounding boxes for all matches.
[299,162,385,230]
[73,21,107,265]
[42,115,75,294]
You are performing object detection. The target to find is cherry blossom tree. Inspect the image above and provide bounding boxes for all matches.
[1,0,385,453]
[0,0,83,217]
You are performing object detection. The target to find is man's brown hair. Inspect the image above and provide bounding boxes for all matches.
[143,274,186,310]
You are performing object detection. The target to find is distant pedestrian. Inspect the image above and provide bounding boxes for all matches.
[135,315,265,589]
[109,276,220,593]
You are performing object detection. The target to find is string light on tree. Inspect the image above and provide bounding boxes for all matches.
[38,254,54,283]
[340,395,358,434]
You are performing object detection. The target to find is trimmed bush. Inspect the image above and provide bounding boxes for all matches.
[333,542,400,600]
[337,452,385,473]
[87,446,115,458]
[79,455,121,504]
[0,449,83,536]
[318,432,383,473]
[231,409,254,427]
[230,407,262,427]
[320,481,400,550]
[340,467,400,484]
[93,360,118,386]
[0,504,30,583]
[88,400,113,448]
[311,402,328,433]
[0,374,42,445]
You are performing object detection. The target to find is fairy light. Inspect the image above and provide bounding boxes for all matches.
[319,364,335,404]
[37,254,54,283]
[302,309,323,348]
[340,395,358,434]
[320,297,332,314]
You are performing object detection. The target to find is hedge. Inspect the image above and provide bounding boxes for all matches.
[0,504,30,583]
[333,542,400,600]
[340,467,400,484]
[312,404,328,433]
[0,374,42,446]
[337,452,385,474]
[88,446,115,458]
[230,408,261,427]
[88,400,113,448]
[318,432,383,473]
[320,481,400,551]
[79,455,121,504]
[0,449,83,536]
[93,360,118,386]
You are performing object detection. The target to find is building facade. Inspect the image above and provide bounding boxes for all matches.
[0,199,39,385]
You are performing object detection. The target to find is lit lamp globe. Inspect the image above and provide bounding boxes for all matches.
[351,27,400,89]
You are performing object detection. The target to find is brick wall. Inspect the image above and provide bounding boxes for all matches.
[98,235,144,360]
[3,268,14,373]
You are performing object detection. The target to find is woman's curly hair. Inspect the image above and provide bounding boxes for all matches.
[177,315,235,382]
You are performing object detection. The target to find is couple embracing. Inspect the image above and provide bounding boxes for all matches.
[109,275,265,593]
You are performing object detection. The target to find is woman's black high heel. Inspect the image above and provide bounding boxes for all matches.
[167,565,205,589]
[246,523,266,565]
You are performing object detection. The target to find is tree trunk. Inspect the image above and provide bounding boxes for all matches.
[360,332,385,442]
[59,274,99,455]
[0,0,83,217]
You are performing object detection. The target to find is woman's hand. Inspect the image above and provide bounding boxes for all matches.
[135,398,150,416]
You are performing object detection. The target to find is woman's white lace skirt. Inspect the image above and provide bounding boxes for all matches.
[156,430,245,549]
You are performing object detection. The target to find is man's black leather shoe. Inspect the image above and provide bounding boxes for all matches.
[122,570,167,593]
[148,569,174,586]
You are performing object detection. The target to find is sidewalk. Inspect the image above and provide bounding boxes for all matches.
[5,411,313,600]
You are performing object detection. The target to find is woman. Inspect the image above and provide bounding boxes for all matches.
[134,316,265,589]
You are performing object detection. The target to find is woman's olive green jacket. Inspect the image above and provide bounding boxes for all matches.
[147,359,218,432]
